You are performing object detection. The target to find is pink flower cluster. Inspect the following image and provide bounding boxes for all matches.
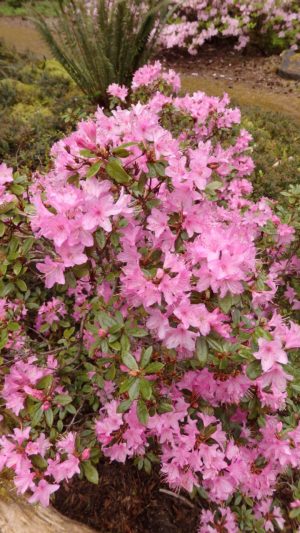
[1,63,300,530]
[160,0,300,53]
[0,429,84,506]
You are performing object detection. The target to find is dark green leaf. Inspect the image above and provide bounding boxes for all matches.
[246,360,262,380]
[83,461,99,485]
[140,379,152,400]
[195,337,208,365]
[126,327,148,338]
[45,409,54,428]
[128,378,140,400]
[137,400,149,425]
[16,279,27,292]
[117,399,132,413]
[106,158,131,184]
[141,346,153,368]
[121,352,138,370]
[54,394,73,406]
[145,362,164,374]
[86,161,102,179]
[36,375,53,390]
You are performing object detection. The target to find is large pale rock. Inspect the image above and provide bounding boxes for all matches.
[0,489,97,533]
[278,49,300,80]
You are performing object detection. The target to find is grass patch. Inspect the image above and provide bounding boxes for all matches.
[0,0,56,17]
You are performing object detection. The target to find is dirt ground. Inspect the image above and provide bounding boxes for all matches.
[54,461,200,533]
[162,41,300,98]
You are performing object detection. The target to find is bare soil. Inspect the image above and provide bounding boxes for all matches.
[54,461,200,533]
[162,41,300,99]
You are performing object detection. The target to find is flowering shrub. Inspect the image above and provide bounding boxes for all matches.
[161,0,300,53]
[1,62,300,531]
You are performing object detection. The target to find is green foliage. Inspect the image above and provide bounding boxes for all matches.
[0,41,91,171]
[0,0,56,17]
[33,0,170,104]
[241,106,300,200]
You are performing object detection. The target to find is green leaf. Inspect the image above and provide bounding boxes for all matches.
[158,401,173,413]
[36,375,53,390]
[106,158,131,184]
[207,337,224,352]
[7,322,20,332]
[80,149,96,158]
[83,461,99,485]
[121,334,130,356]
[246,360,262,380]
[121,352,138,371]
[141,346,153,369]
[143,457,152,474]
[128,378,141,400]
[105,363,116,381]
[195,337,208,366]
[10,184,24,195]
[16,279,27,292]
[112,142,137,153]
[111,148,131,158]
[45,409,54,428]
[119,376,135,394]
[13,262,22,276]
[0,282,14,298]
[145,362,164,374]
[0,221,5,237]
[117,399,132,413]
[126,327,148,338]
[140,379,152,400]
[95,229,106,249]
[31,454,48,470]
[31,406,43,427]
[86,161,102,179]
[54,394,73,406]
[289,508,300,519]
[137,399,149,425]
[205,180,222,192]
[64,327,75,339]
[218,294,233,313]
[0,201,16,214]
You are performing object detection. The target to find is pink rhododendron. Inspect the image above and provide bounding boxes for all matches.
[107,83,128,102]
[1,62,300,529]
[160,1,300,54]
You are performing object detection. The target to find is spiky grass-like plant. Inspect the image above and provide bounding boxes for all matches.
[33,0,169,105]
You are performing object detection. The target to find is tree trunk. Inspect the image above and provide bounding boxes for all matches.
[0,488,97,533]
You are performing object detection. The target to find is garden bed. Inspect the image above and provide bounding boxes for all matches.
[54,461,200,533]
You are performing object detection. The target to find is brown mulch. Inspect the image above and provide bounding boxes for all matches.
[54,461,200,533]
[161,41,300,98]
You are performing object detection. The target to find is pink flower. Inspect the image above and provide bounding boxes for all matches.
[28,479,60,507]
[36,256,65,288]
[14,469,36,494]
[57,432,76,455]
[254,339,288,372]
[107,83,128,102]
[0,163,13,185]
[284,322,300,349]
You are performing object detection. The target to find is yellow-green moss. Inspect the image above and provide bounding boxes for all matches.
[10,102,53,122]
[0,78,39,104]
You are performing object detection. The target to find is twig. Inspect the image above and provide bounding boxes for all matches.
[159,488,195,509]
